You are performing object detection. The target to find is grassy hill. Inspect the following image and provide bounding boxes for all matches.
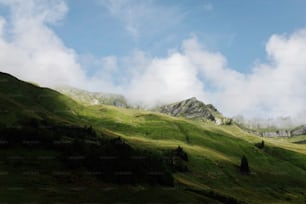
[0,72,83,126]
[1,72,306,203]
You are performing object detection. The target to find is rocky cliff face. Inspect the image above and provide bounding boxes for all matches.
[261,130,292,137]
[253,126,306,137]
[234,116,306,137]
[159,97,215,121]
[292,125,306,136]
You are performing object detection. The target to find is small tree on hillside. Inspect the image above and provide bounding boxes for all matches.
[167,146,189,172]
[240,155,250,174]
[255,139,265,149]
[175,146,188,161]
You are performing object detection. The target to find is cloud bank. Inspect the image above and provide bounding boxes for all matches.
[0,0,87,88]
[0,0,306,124]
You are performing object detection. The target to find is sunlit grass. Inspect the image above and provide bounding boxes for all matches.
[72,104,306,203]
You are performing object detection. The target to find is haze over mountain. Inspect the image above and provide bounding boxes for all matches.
[55,85,128,108]
[0,0,306,123]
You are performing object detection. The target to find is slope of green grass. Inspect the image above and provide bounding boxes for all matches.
[0,72,86,126]
[75,104,306,203]
[1,72,306,203]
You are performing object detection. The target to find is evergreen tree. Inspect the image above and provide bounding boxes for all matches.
[240,155,250,174]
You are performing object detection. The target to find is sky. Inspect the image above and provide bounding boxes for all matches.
[0,0,306,123]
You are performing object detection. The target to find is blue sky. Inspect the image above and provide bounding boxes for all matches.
[1,0,306,122]
[51,0,306,72]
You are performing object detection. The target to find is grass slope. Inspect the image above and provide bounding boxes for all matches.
[80,105,306,203]
[0,72,84,126]
[1,72,306,203]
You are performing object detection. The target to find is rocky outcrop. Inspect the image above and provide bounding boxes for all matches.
[244,127,306,138]
[260,127,306,137]
[261,130,291,137]
[292,125,306,136]
[159,97,220,121]
[257,126,306,137]
[215,118,232,126]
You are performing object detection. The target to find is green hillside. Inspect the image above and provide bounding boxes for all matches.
[1,72,306,203]
[0,72,84,125]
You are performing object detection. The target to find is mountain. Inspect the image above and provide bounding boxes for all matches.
[1,71,306,203]
[158,97,216,120]
[158,97,232,125]
[55,85,128,108]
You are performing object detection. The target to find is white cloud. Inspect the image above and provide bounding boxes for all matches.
[99,0,184,38]
[126,52,207,107]
[190,29,306,120]
[0,16,6,38]
[0,0,68,24]
[0,0,87,88]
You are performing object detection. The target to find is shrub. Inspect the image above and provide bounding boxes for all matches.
[255,140,265,149]
[165,146,189,172]
[240,155,250,174]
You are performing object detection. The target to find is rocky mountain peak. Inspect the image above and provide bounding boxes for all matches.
[187,97,197,102]
[159,97,215,121]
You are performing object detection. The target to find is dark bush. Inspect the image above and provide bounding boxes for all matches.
[240,155,250,174]
[165,146,189,172]
[255,140,265,149]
